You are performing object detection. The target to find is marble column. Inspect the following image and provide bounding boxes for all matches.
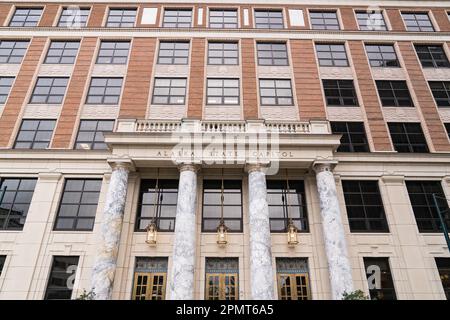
[91,161,131,300]
[169,164,199,300]
[247,164,275,300]
[314,162,353,300]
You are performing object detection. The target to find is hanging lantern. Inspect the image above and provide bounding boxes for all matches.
[217,220,228,245]
[287,220,299,246]
[145,220,158,245]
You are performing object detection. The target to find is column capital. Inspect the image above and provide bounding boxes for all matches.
[244,162,270,174]
[312,160,338,173]
[178,163,200,173]
[107,158,135,171]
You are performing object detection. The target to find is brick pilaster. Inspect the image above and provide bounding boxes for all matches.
[241,38,258,119]
[186,38,205,118]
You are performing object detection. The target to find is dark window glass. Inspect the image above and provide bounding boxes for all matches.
[106,8,136,27]
[136,179,178,232]
[323,79,358,106]
[355,11,388,31]
[9,8,43,27]
[445,123,450,139]
[435,258,450,300]
[376,80,413,107]
[0,40,29,64]
[0,77,14,104]
[415,45,450,68]
[44,41,80,64]
[429,81,450,107]
[365,44,400,67]
[162,9,192,28]
[254,10,284,29]
[0,178,37,230]
[30,77,69,104]
[86,77,123,105]
[44,256,79,300]
[157,41,190,65]
[331,122,369,152]
[315,43,348,67]
[401,12,434,32]
[75,120,114,150]
[14,119,56,149]
[151,78,187,105]
[310,11,340,30]
[388,123,429,153]
[406,181,450,233]
[54,179,102,231]
[259,79,293,106]
[208,42,238,65]
[209,9,238,28]
[207,78,239,105]
[257,42,289,66]
[364,257,397,300]
[0,255,5,275]
[58,7,90,27]
[267,180,309,232]
[202,180,242,232]
[342,181,389,232]
[96,41,130,64]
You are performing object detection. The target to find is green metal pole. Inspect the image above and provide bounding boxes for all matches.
[432,193,450,253]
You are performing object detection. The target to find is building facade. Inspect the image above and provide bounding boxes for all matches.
[0,0,449,300]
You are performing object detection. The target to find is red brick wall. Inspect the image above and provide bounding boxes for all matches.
[38,4,58,27]
[0,37,46,148]
[398,41,450,152]
[87,4,106,27]
[290,39,326,120]
[186,38,205,118]
[51,37,97,149]
[241,38,258,119]
[432,9,450,31]
[348,41,393,151]
[119,38,157,119]
[386,9,406,31]
[340,7,358,30]
[0,3,11,26]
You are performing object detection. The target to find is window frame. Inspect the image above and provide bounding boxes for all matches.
[44,256,79,300]
[376,80,414,107]
[208,9,239,29]
[365,44,400,68]
[105,8,137,28]
[96,40,130,65]
[14,119,56,149]
[414,45,450,68]
[259,78,294,106]
[207,41,239,65]
[0,40,30,64]
[157,41,190,65]
[74,119,115,150]
[256,42,289,66]
[9,7,43,27]
[331,121,370,152]
[151,77,187,105]
[315,43,349,67]
[388,122,429,153]
[29,77,69,104]
[322,79,359,107]
[401,12,435,32]
[162,8,193,28]
[57,7,91,27]
[85,77,123,105]
[355,10,388,31]
[429,81,450,107]
[435,258,450,300]
[254,9,284,29]
[0,76,15,104]
[363,257,397,300]
[309,10,340,30]
[44,41,80,65]
[206,78,240,105]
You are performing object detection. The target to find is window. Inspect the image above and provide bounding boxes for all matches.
[331,122,370,152]
[315,43,348,67]
[0,77,14,104]
[365,44,400,67]
[342,181,389,232]
[151,78,187,105]
[132,257,168,300]
[86,77,123,105]
[29,77,69,104]
[44,256,79,300]
[276,258,311,300]
[162,9,192,28]
[74,120,114,150]
[415,45,450,68]
[388,122,429,153]
[406,181,450,233]
[14,119,56,149]
[364,257,397,300]
[9,8,42,27]
[58,7,90,27]
[376,80,414,107]
[0,40,29,64]
[254,10,284,29]
[429,81,450,107]
[209,9,238,28]
[205,258,239,300]
[206,78,239,105]
[208,42,238,65]
[445,123,450,139]
[267,180,309,232]
[256,42,289,66]
[323,79,358,106]
[44,41,80,64]
[355,11,388,31]
[106,8,136,27]
[310,11,340,30]
[0,256,5,275]
[259,79,294,106]
[96,41,130,64]
[157,41,190,65]
[435,258,450,300]
[401,12,434,32]
[0,178,37,230]
[54,179,102,231]
[202,180,242,232]
[136,179,178,232]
